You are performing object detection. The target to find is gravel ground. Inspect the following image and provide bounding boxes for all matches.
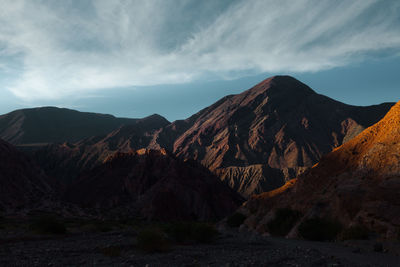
[1,229,399,266]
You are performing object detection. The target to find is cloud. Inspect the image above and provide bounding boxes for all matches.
[0,0,399,100]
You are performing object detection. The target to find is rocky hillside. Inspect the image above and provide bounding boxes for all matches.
[31,114,171,184]
[241,100,400,239]
[0,139,55,213]
[64,149,243,220]
[151,76,393,197]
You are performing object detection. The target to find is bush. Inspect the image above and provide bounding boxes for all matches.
[30,215,66,235]
[136,228,171,253]
[341,225,369,240]
[164,222,193,243]
[82,221,114,233]
[191,223,219,243]
[267,208,302,236]
[227,212,247,228]
[164,222,219,244]
[298,218,342,241]
[99,246,122,257]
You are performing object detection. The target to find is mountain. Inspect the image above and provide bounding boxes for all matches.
[0,107,167,145]
[31,114,171,184]
[241,100,400,239]
[16,76,393,199]
[150,76,393,197]
[64,149,243,220]
[0,139,55,213]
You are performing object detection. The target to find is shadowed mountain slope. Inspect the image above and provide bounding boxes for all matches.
[64,149,244,221]
[150,76,393,197]
[0,107,167,145]
[0,139,55,213]
[30,114,171,184]
[242,100,400,239]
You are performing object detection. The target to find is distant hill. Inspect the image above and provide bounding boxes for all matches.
[0,106,168,145]
[241,100,400,239]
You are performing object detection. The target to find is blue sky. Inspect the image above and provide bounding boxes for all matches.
[0,0,399,121]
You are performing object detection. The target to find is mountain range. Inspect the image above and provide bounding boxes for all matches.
[20,76,393,198]
[0,75,397,226]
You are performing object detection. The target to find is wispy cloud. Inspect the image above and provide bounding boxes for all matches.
[0,0,399,100]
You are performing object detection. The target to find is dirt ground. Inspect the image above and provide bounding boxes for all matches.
[1,223,400,267]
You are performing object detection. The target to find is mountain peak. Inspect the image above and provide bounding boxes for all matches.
[249,75,316,97]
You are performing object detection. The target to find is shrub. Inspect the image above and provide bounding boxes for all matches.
[298,217,342,241]
[164,222,219,244]
[0,216,4,229]
[99,246,122,257]
[227,212,247,228]
[82,221,114,233]
[267,208,302,236]
[30,215,66,235]
[341,225,369,240]
[397,228,400,241]
[164,222,193,243]
[191,223,219,243]
[136,228,171,253]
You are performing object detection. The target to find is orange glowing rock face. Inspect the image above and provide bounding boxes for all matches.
[315,100,400,178]
[252,178,298,200]
[241,101,400,239]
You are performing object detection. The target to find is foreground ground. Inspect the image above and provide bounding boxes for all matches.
[0,218,399,266]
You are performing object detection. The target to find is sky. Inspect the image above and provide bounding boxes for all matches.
[0,0,399,121]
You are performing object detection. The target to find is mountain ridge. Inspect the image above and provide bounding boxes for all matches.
[5,76,394,198]
[149,75,393,197]
[0,106,169,145]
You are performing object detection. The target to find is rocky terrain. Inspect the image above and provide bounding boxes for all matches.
[241,100,400,239]
[0,139,55,213]
[64,149,243,220]
[0,225,399,266]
